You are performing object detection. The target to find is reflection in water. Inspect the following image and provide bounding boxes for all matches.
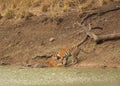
[0,66,120,86]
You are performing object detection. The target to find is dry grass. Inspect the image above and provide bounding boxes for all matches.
[0,0,117,19]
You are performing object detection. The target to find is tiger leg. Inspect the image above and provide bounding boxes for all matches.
[71,48,80,65]
[62,57,68,65]
[72,56,78,64]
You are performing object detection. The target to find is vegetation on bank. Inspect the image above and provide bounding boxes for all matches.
[0,0,117,19]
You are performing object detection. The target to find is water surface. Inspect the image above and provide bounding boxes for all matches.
[0,66,120,86]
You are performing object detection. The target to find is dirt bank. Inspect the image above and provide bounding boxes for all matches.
[0,2,120,68]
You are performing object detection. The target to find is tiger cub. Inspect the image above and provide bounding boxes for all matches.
[48,55,64,67]
[54,45,81,66]
[51,35,88,66]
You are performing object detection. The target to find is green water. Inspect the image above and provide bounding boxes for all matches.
[0,66,120,86]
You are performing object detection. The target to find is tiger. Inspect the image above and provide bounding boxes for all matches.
[24,55,64,68]
[53,46,81,66]
[48,55,64,67]
[51,34,88,66]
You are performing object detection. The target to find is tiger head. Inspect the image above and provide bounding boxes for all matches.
[48,55,64,67]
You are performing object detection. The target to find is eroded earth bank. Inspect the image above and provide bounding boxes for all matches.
[0,2,120,68]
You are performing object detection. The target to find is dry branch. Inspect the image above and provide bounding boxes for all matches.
[80,1,120,24]
[95,33,120,42]
[87,32,120,43]
[81,24,120,43]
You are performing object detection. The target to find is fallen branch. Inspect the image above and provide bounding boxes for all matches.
[87,32,120,43]
[81,1,120,24]
[95,33,120,42]
[80,24,120,43]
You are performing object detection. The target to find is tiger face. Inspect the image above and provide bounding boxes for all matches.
[48,55,64,67]
[55,55,68,65]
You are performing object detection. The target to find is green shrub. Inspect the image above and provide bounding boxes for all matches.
[4,9,15,19]
[17,11,34,19]
[41,4,50,12]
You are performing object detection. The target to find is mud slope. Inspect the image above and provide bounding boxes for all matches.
[0,4,120,68]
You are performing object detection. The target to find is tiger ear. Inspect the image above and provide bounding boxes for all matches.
[55,55,58,59]
[51,54,57,60]
[54,57,57,60]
